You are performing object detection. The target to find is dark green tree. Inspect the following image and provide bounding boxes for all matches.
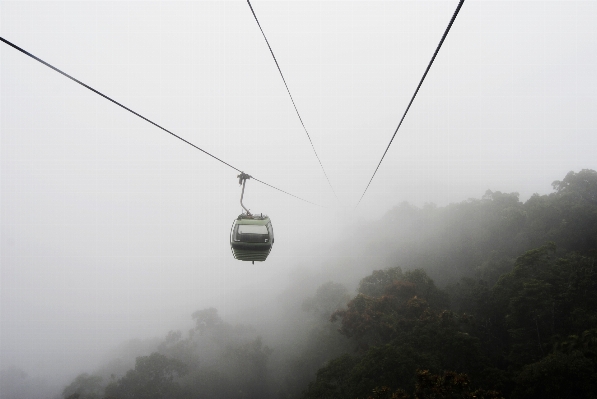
[512,351,596,399]
[306,269,487,398]
[491,243,597,366]
[103,353,187,399]
[302,354,358,399]
[62,373,103,399]
[414,370,504,399]
[358,267,404,297]
[552,169,597,205]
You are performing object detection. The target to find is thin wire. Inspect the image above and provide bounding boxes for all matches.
[0,36,323,208]
[356,0,465,207]
[247,0,338,201]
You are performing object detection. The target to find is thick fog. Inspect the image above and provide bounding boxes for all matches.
[1,0,596,396]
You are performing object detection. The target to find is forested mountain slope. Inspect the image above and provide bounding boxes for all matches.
[55,169,597,399]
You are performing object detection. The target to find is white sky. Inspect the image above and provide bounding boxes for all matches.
[1,0,596,384]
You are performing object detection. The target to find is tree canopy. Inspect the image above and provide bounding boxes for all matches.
[57,169,597,399]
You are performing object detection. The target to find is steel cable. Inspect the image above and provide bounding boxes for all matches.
[0,36,323,207]
[356,0,465,207]
[247,0,338,201]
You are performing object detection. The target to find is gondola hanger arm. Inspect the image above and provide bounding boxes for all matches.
[238,173,252,217]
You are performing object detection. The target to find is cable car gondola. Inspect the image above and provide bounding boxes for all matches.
[230,173,274,263]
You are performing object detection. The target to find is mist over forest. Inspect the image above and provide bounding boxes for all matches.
[2,169,596,399]
[2,1,597,398]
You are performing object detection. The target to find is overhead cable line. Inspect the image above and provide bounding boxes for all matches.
[247,0,339,201]
[0,36,322,208]
[356,0,465,207]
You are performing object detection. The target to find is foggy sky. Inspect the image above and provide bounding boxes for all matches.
[1,0,596,386]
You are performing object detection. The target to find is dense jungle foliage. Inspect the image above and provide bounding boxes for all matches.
[58,169,597,399]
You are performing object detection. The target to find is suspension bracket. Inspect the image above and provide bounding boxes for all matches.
[237,173,252,216]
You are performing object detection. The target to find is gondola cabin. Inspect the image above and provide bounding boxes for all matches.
[230,214,273,263]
